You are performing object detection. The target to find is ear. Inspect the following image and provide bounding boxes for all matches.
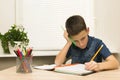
[86,27,89,34]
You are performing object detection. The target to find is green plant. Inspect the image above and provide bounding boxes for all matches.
[0,24,29,54]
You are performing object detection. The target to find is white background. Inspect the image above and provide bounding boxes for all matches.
[0,0,120,55]
[18,0,94,50]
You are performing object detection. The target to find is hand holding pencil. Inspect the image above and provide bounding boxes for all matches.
[85,44,103,71]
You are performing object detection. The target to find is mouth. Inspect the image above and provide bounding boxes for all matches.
[77,46,85,49]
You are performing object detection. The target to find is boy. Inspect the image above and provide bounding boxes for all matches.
[55,15,119,71]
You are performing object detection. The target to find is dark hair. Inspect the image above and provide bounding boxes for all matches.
[65,15,87,36]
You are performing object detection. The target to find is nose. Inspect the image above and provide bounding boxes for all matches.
[77,40,84,47]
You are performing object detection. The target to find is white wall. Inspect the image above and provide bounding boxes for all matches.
[0,0,15,54]
[19,0,94,50]
[94,0,120,53]
[0,0,120,54]
[0,0,15,33]
[0,0,94,54]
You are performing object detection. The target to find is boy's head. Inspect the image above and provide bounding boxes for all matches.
[65,15,87,36]
[65,15,89,49]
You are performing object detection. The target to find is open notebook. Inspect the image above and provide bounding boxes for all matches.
[33,64,56,71]
[33,64,93,76]
[54,64,93,76]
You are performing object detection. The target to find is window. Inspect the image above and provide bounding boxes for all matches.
[16,0,94,50]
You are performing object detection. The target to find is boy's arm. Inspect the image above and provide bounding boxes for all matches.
[55,31,72,66]
[55,42,72,66]
[85,55,119,71]
[98,55,119,70]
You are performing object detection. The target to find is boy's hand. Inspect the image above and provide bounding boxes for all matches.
[85,61,100,71]
[64,31,72,44]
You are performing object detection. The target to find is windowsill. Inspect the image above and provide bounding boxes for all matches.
[0,50,59,57]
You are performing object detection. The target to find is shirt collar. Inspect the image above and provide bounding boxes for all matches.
[86,35,92,49]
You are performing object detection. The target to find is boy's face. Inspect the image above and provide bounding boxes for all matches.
[71,29,89,49]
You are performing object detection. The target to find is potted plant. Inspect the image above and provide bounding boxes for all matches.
[0,24,29,54]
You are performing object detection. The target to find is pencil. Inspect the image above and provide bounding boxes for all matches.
[61,26,76,46]
[90,44,103,61]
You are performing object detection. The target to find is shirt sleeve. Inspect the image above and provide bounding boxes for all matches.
[98,41,111,60]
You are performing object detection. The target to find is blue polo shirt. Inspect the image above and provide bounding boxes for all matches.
[66,36,111,64]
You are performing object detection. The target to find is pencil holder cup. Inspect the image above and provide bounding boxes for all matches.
[16,56,32,73]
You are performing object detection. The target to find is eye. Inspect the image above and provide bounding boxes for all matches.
[74,40,78,43]
[81,37,86,41]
